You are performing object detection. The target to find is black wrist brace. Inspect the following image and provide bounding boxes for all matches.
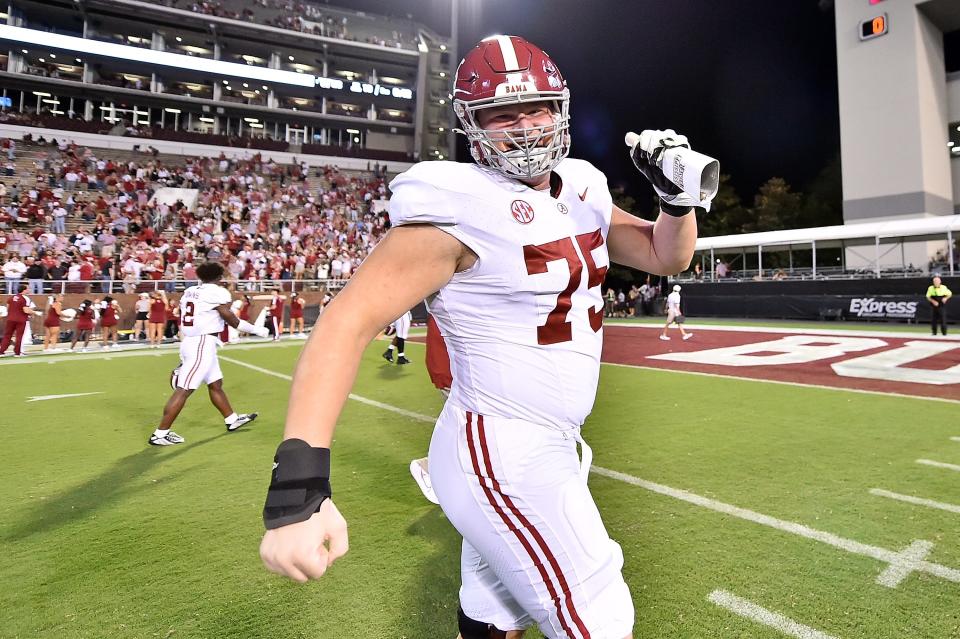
[659,202,695,217]
[263,439,332,530]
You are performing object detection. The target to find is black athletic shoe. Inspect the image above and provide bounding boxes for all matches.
[397,355,411,365]
[382,350,394,363]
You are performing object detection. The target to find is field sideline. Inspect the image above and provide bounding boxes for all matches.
[2,320,959,638]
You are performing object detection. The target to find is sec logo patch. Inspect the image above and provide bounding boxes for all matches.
[511,200,535,224]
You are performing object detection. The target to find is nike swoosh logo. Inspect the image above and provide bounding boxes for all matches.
[578,187,588,201]
[272,462,279,470]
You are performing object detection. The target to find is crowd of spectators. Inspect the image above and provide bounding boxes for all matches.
[0,137,393,295]
[153,0,419,50]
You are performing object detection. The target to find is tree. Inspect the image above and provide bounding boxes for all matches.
[798,154,842,228]
[698,173,748,237]
[742,177,801,234]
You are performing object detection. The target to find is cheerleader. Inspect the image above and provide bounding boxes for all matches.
[42,294,63,351]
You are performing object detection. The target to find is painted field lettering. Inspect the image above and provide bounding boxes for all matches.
[649,335,887,367]
[832,340,960,385]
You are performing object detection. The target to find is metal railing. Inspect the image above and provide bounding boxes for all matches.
[5,278,346,295]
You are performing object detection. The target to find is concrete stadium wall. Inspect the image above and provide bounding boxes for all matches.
[835,0,956,221]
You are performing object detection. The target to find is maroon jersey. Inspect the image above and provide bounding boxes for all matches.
[270,297,284,318]
[149,299,166,323]
[76,306,95,330]
[290,298,303,319]
[100,304,118,327]
[43,306,60,328]
[6,294,31,322]
[239,300,251,321]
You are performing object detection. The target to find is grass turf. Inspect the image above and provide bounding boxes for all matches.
[1,339,959,638]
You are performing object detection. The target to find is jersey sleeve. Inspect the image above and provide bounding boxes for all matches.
[388,162,484,259]
[388,164,462,227]
[211,286,232,306]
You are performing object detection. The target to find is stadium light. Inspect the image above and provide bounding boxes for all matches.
[164,107,181,113]
[0,24,315,88]
[345,128,360,134]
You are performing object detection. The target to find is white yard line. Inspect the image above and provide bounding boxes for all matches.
[216,355,960,589]
[870,489,960,516]
[950,437,960,443]
[218,356,438,423]
[707,590,839,639]
[0,339,296,366]
[589,466,958,587]
[916,459,960,472]
[603,361,960,406]
[874,540,935,588]
[606,322,960,341]
[25,391,103,402]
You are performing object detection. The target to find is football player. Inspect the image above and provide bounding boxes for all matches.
[381,310,412,365]
[259,35,714,639]
[149,262,270,446]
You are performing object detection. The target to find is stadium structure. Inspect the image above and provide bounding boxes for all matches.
[0,0,455,167]
[681,0,960,323]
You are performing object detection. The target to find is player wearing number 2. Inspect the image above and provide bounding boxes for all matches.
[259,35,716,638]
[148,261,270,446]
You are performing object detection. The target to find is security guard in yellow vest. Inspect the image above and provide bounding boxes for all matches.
[926,275,952,336]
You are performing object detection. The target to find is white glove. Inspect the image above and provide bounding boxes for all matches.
[626,129,713,212]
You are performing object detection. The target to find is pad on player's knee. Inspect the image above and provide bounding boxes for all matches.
[457,607,507,639]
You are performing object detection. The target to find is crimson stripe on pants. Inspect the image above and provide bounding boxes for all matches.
[183,335,206,387]
[475,415,592,638]
[464,411,584,639]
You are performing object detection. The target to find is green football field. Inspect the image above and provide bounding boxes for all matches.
[2,333,960,638]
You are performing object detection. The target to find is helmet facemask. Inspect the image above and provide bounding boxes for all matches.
[454,90,571,179]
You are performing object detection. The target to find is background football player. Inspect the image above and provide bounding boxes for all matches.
[149,261,270,446]
[381,309,412,365]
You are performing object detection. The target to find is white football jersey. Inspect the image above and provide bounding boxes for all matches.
[180,283,232,337]
[389,159,613,430]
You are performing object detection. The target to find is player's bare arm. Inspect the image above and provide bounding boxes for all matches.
[215,304,241,329]
[259,224,469,582]
[607,204,697,275]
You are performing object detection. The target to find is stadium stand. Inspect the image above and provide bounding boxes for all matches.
[0,135,391,295]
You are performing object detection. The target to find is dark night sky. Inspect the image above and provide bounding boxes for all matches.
[342,1,842,204]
